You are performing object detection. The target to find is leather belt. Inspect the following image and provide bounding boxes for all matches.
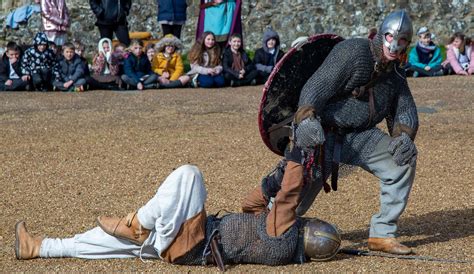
[205,231,225,272]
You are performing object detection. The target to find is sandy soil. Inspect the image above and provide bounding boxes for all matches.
[0,75,473,272]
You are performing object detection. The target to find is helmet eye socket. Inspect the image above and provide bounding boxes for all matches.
[385,34,408,47]
[385,33,394,42]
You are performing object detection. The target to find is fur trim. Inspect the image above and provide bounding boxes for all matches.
[155,34,184,53]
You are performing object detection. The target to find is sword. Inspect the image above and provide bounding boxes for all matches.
[339,248,472,264]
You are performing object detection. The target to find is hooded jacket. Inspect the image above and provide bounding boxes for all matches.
[21,32,56,75]
[92,37,120,76]
[41,0,70,32]
[89,0,131,26]
[254,28,284,73]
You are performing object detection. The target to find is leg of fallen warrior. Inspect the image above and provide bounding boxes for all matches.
[136,165,207,257]
[40,226,158,259]
[241,185,268,214]
[266,161,304,237]
[361,135,415,238]
[242,159,287,214]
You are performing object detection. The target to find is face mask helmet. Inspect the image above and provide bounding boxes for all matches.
[379,10,413,54]
[303,218,341,261]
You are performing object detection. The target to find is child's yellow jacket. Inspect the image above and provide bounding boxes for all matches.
[152,52,184,81]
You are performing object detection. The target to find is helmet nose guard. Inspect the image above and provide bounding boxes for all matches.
[380,10,413,54]
[303,218,341,261]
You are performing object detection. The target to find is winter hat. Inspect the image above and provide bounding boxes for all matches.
[33,32,49,46]
[155,34,184,53]
[417,27,431,38]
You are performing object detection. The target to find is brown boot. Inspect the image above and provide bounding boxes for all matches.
[368,237,413,255]
[97,212,150,245]
[15,221,43,260]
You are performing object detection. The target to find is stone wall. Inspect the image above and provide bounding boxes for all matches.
[0,0,472,57]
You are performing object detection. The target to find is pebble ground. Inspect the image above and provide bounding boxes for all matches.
[0,75,472,272]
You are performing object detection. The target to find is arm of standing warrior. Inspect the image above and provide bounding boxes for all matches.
[387,73,419,140]
[265,159,304,237]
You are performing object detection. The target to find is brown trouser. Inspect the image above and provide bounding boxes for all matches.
[242,161,304,237]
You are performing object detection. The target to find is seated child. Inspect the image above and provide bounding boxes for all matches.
[222,33,258,87]
[187,31,225,88]
[121,39,158,90]
[91,38,121,88]
[113,43,127,76]
[254,28,285,84]
[21,32,56,91]
[52,42,86,91]
[0,42,29,91]
[406,27,444,77]
[442,32,473,76]
[145,43,156,63]
[152,34,190,88]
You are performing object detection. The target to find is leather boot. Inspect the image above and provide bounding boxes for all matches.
[15,221,43,260]
[97,212,150,245]
[368,237,413,255]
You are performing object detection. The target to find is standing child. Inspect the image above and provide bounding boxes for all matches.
[21,32,56,91]
[121,39,158,90]
[406,27,444,77]
[254,28,285,84]
[222,33,257,87]
[40,0,70,47]
[0,42,29,91]
[187,31,225,88]
[91,38,121,88]
[442,32,473,76]
[152,34,190,88]
[52,42,86,91]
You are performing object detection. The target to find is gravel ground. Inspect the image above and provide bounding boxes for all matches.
[0,75,473,272]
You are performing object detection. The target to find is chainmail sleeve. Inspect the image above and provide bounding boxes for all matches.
[298,39,374,113]
[389,67,419,140]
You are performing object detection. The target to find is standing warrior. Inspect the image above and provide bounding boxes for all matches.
[15,144,340,269]
[294,10,418,255]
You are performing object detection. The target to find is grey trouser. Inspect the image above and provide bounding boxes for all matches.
[121,74,158,89]
[53,78,87,91]
[360,135,416,238]
[0,79,28,91]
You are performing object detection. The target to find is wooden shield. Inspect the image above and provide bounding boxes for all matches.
[258,34,344,156]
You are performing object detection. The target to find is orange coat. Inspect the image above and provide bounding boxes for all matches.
[152,52,184,81]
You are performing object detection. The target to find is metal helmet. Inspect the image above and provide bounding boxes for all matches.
[303,218,341,261]
[379,10,413,54]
